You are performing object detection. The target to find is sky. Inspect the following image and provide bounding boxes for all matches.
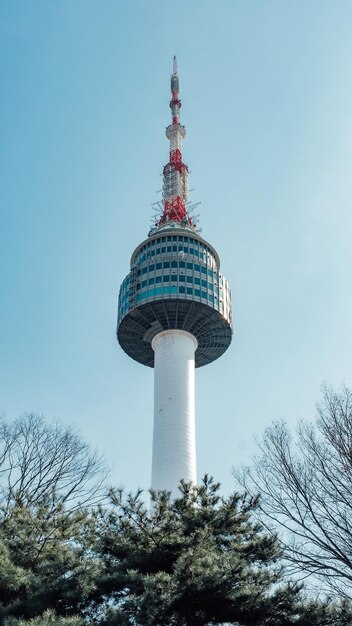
[1,1,352,495]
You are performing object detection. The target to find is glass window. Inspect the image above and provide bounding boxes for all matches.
[136,283,141,290]
[172,245,177,252]
[201,266,207,274]
[161,247,166,253]
[194,289,201,297]
[171,261,177,268]
[156,276,162,284]
[179,275,185,282]
[161,236,166,242]
[179,261,185,268]
[187,262,193,270]
[201,291,207,299]
[208,282,213,291]
[155,287,162,295]
[149,278,155,285]
[194,277,200,285]
[171,275,177,282]
[164,261,170,268]
[209,294,214,303]
[179,286,185,294]
[187,287,193,295]
[156,248,160,255]
[141,292,147,300]
[171,285,177,294]
[183,247,189,253]
[137,269,141,276]
[194,264,200,272]
[163,286,171,294]
[208,270,213,278]
[186,276,193,283]
[172,235,177,241]
[201,279,207,288]
[156,262,162,270]
[167,246,172,252]
[189,248,194,255]
[142,267,148,274]
[151,250,155,257]
[149,264,155,272]
[184,237,189,242]
[142,280,147,288]
[148,288,155,297]
[194,250,199,258]
[167,236,171,241]
[163,275,170,282]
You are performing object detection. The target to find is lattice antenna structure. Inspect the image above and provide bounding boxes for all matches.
[155,56,194,228]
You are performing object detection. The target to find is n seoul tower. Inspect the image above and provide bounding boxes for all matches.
[117,58,232,496]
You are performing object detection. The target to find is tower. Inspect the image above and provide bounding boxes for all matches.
[117,58,232,496]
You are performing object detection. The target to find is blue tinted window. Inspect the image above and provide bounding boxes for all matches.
[179,275,185,282]
[171,275,177,282]
[163,275,170,282]
[167,246,172,252]
[183,247,189,253]
[208,283,213,291]
[148,288,155,297]
[187,262,193,270]
[172,245,177,252]
[149,278,155,285]
[186,276,193,283]
[149,264,155,271]
[155,287,162,295]
[201,266,207,274]
[201,279,207,288]
[201,291,207,299]
[172,236,177,241]
[141,292,147,300]
[161,237,166,242]
[194,289,201,297]
[164,261,170,268]
[167,236,172,241]
[137,269,141,276]
[179,284,185,292]
[155,248,160,255]
[163,286,171,294]
[156,276,162,284]
[194,250,199,258]
[209,294,214,303]
[136,283,141,290]
[171,285,177,294]
[194,264,200,272]
[194,277,200,285]
[171,261,177,268]
[187,287,193,295]
[184,237,189,242]
[156,263,162,270]
[189,248,194,255]
[142,267,148,274]
[142,280,147,288]
[179,261,185,268]
[208,270,213,278]
[161,247,166,253]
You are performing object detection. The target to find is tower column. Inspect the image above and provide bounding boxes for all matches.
[151,330,198,495]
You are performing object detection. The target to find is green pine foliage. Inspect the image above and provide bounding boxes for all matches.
[0,496,101,623]
[93,476,306,625]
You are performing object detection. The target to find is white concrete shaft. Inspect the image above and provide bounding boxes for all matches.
[151,329,197,496]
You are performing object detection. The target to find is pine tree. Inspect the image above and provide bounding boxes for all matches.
[93,476,307,626]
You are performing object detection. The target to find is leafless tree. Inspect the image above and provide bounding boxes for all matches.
[0,413,107,511]
[238,385,352,599]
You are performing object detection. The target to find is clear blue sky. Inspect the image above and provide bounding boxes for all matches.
[1,1,352,494]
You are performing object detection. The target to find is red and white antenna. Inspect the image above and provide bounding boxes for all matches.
[157,57,192,227]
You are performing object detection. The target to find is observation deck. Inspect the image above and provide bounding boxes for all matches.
[117,223,232,367]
